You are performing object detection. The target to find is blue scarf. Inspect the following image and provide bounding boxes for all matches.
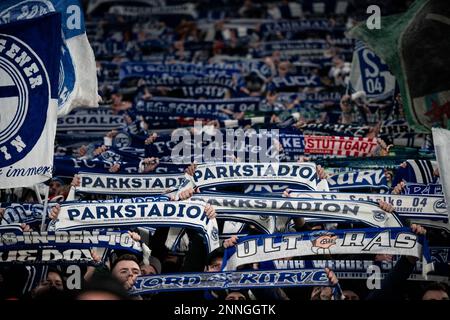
[327,169,389,191]
[130,268,335,295]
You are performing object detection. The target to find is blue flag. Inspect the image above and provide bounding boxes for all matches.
[0,0,99,116]
[0,13,60,188]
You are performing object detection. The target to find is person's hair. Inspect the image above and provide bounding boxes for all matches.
[80,273,130,300]
[422,282,448,296]
[46,268,66,289]
[110,254,140,271]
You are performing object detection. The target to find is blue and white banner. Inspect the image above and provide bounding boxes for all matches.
[135,97,260,119]
[76,172,184,194]
[393,159,436,186]
[432,128,450,229]
[350,41,395,100]
[327,170,389,191]
[252,40,330,58]
[0,247,99,264]
[191,193,403,228]
[0,229,143,254]
[0,0,99,116]
[378,120,430,149]
[50,201,219,252]
[145,130,278,163]
[120,62,241,91]
[221,228,432,272]
[259,19,340,37]
[130,268,333,295]
[53,156,141,177]
[296,122,370,137]
[87,0,166,15]
[0,203,53,225]
[0,14,59,188]
[404,183,443,195]
[179,163,318,193]
[287,190,448,221]
[276,91,342,104]
[57,108,124,132]
[269,75,322,90]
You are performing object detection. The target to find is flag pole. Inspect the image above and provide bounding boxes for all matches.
[34,184,43,204]
[40,185,50,232]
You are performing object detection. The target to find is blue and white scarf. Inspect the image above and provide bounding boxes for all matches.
[207,58,273,80]
[392,159,437,186]
[0,203,55,225]
[178,85,229,98]
[130,268,334,295]
[191,193,403,228]
[0,0,99,116]
[76,172,184,195]
[49,201,219,252]
[288,190,448,222]
[295,122,371,137]
[53,156,142,177]
[221,228,433,274]
[268,75,323,91]
[178,163,318,194]
[404,183,443,195]
[277,91,342,104]
[0,247,101,265]
[57,108,124,132]
[327,170,389,191]
[259,19,341,37]
[134,97,261,119]
[0,229,143,254]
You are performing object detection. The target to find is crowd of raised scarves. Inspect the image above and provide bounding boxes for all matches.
[0,0,449,301]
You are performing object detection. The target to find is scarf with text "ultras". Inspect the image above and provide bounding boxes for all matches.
[49,201,219,252]
[130,268,335,295]
[191,193,403,228]
[287,190,448,222]
[221,227,433,276]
